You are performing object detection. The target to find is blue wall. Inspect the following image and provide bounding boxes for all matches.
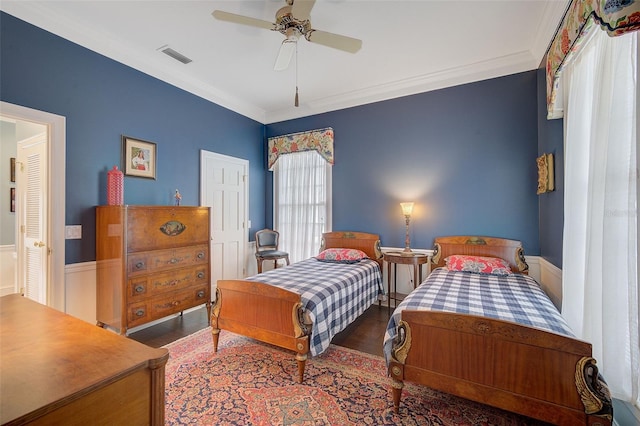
[2,11,553,264]
[536,68,565,268]
[0,12,266,264]
[267,71,541,255]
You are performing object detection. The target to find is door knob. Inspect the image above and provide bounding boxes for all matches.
[34,241,45,247]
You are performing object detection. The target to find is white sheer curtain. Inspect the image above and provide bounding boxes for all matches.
[273,150,332,263]
[561,26,639,406]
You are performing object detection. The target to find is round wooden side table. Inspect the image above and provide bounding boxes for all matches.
[383,251,429,313]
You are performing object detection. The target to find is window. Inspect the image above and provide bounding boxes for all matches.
[273,150,332,263]
[561,27,638,409]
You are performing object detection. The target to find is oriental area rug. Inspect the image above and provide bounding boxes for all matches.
[163,328,549,425]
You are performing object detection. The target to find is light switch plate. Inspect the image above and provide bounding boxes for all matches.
[65,225,82,239]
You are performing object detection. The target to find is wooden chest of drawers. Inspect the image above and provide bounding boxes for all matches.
[96,205,211,334]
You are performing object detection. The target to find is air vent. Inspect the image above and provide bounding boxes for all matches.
[159,46,192,64]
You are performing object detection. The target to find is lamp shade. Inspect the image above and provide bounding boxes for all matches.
[400,202,414,216]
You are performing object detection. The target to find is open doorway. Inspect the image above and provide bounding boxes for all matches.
[1,118,46,302]
[0,102,66,311]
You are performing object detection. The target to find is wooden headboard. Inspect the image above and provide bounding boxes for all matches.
[431,236,529,274]
[320,231,383,267]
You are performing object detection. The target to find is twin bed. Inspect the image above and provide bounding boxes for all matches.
[211,231,384,383]
[385,236,613,425]
[210,232,613,425]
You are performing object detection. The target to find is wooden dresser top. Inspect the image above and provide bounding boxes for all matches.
[0,294,169,424]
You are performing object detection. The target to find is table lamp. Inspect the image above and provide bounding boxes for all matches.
[400,202,414,255]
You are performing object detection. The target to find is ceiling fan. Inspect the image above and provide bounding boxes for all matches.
[212,0,362,72]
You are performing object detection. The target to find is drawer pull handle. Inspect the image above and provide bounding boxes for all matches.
[197,252,205,259]
[135,262,145,269]
[197,272,205,279]
[170,258,178,264]
[135,285,145,293]
[197,290,205,298]
[135,309,145,317]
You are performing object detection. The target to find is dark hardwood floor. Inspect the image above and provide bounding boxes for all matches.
[331,304,390,357]
[129,304,391,357]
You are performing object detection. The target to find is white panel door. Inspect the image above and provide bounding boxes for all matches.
[17,132,48,304]
[200,151,248,297]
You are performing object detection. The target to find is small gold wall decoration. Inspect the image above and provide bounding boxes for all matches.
[536,153,555,194]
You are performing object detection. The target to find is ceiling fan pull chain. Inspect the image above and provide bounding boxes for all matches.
[295,41,300,107]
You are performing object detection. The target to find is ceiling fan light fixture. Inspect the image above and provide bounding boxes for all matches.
[274,39,297,71]
[285,27,300,41]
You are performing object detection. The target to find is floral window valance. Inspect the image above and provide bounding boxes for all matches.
[546,0,640,119]
[268,127,334,171]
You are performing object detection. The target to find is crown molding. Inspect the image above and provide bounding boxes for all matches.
[265,50,538,124]
[530,0,571,67]
[2,1,566,125]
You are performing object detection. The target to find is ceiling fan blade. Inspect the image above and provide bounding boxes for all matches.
[211,10,275,30]
[291,0,316,21]
[274,39,296,71]
[306,30,362,53]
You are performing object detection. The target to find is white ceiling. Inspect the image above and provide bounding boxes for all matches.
[1,1,568,124]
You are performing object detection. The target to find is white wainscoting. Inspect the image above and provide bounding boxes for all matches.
[378,248,555,310]
[381,253,561,311]
[60,249,563,329]
[64,242,260,326]
[536,256,563,311]
[64,261,97,324]
[0,245,17,297]
[246,241,258,276]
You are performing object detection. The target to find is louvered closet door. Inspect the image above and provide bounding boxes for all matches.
[18,133,48,305]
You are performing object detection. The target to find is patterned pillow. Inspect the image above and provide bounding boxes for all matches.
[445,255,513,276]
[315,248,369,264]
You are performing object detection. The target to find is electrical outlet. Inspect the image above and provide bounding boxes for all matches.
[65,225,82,239]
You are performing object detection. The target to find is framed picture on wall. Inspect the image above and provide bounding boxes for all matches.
[10,188,15,212]
[10,158,15,182]
[536,153,555,194]
[122,135,157,179]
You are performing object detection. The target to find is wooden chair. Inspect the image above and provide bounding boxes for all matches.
[255,229,290,273]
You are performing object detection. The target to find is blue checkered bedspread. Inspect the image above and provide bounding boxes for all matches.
[383,268,574,364]
[246,257,383,356]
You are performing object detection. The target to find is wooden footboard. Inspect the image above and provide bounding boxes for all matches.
[211,279,311,383]
[211,231,382,384]
[388,311,612,426]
